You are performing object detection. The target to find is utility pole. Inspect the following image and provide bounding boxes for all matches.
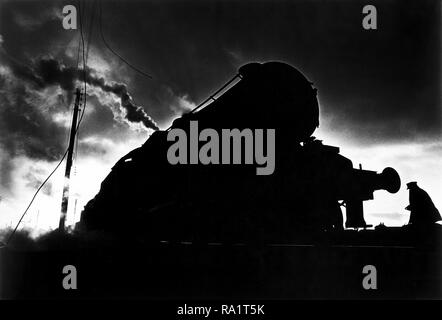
[59,88,82,231]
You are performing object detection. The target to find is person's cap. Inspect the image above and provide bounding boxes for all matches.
[407,181,418,189]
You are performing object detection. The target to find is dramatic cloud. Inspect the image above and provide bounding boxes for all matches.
[12,5,61,30]
[0,78,67,162]
[6,56,159,130]
[0,148,15,193]
[23,167,53,196]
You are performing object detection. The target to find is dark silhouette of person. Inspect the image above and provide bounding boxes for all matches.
[405,181,441,227]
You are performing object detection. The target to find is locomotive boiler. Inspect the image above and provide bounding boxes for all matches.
[79,61,400,242]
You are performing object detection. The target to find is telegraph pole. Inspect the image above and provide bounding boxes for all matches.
[59,88,82,231]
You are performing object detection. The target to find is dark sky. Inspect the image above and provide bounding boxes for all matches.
[1,0,440,137]
[0,0,441,228]
[97,0,441,142]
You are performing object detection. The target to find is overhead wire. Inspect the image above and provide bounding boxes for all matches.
[75,0,88,131]
[1,149,69,247]
[85,0,97,65]
[74,0,95,163]
[98,0,153,79]
[1,0,89,247]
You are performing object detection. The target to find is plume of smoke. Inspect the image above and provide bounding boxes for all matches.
[8,56,159,130]
[84,71,159,130]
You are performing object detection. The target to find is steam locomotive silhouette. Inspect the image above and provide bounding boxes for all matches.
[79,61,400,242]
